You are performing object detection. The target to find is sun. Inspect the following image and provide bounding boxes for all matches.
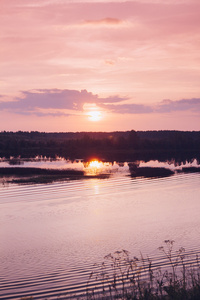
[88,160,102,168]
[88,110,102,122]
[83,103,104,122]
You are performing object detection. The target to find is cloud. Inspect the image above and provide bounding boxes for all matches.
[156,98,200,113]
[103,98,200,114]
[14,110,72,117]
[98,98,200,114]
[0,89,128,116]
[0,89,199,117]
[99,103,153,114]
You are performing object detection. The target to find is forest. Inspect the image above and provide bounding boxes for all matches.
[0,130,199,162]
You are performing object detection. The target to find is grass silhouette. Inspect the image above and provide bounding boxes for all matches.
[85,240,200,300]
[20,241,200,299]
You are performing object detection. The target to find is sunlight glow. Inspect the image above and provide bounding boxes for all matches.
[89,160,102,168]
[88,110,102,122]
[85,160,103,175]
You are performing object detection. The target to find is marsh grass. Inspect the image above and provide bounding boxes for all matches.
[84,240,200,300]
[0,167,110,184]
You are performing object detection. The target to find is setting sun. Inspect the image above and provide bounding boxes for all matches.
[88,110,102,122]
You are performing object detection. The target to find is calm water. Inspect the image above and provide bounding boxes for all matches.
[0,161,200,299]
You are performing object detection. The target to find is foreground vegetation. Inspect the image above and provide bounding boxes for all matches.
[84,240,200,300]
[20,241,200,299]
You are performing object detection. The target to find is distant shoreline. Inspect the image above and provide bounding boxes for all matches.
[0,130,199,161]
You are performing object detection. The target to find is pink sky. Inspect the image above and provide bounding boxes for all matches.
[1,0,200,132]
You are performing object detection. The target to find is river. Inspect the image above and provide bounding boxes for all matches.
[0,160,200,299]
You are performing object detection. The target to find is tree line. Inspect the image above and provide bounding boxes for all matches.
[0,130,199,162]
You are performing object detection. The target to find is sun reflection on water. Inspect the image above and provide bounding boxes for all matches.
[84,160,130,176]
[88,160,102,169]
[85,160,103,175]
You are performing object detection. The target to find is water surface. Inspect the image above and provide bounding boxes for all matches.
[0,161,200,299]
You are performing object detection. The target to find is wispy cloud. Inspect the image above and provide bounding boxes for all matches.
[99,103,153,114]
[101,98,200,114]
[100,98,200,114]
[156,98,200,113]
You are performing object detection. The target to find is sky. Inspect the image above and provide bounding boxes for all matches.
[1,0,200,132]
